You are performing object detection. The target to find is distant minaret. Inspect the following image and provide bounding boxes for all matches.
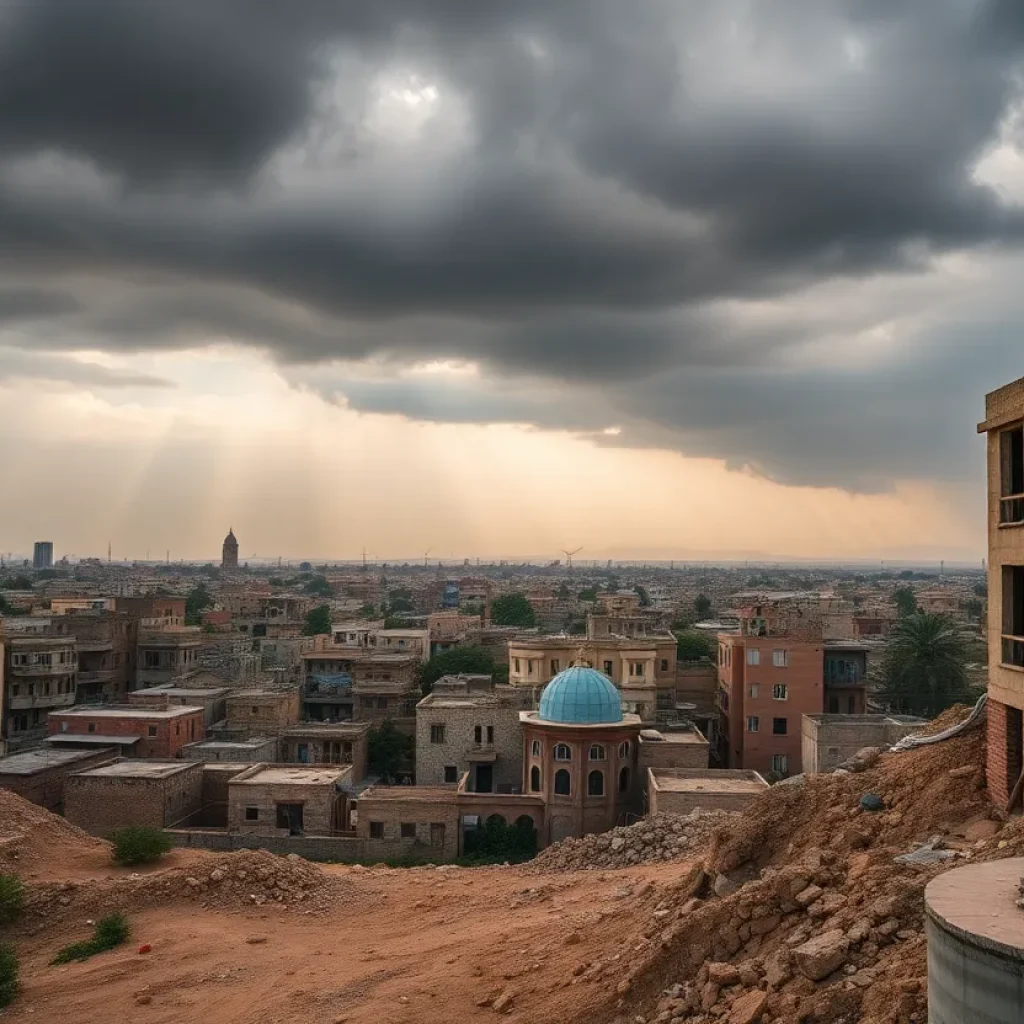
[222,527,239,570]
[107,542,111,564]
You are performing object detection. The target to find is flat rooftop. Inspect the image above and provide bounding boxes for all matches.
[639,727,707,746]
[53,705,203,719]
[132,686,230,699]
[281,723,369,736]
[360,785,457,804]
[417,693,502,709]
[231,765,348,786]
[186,737,275,750]
[0,747,115,775]
[650,768,767,794]
[48,734,140,746]
[77,760,198,779]
[804,713,927,725]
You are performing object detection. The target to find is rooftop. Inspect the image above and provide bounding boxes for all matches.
[649,768,767,794]
[185,737,276,750]
[359,785,457,804]
[48,734,140,747]
[132,685,231,699]
[639,727,707,746]
[0,747,116,775]
[53,704,203,720]
[76,760,199,779]
[417,692,503,709]
[231,764,350,786]
[281,722,370,736]
[804,713,927,725]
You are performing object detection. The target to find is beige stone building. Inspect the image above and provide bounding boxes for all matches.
[637,724,710,773]
[227,764,350,836]
[223,689,301,735]
[801,713,926,775]
[3,634,78,747]
[647,768,767,816]
[136,629,202,687]
[0,746,118,812]
[978,375,1024,808]
[279,722,370,781]
[415,676,523,792]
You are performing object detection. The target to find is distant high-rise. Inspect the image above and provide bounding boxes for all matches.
[222,528,239,570]
[33,541,53,570]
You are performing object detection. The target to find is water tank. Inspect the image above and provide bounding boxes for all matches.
[926,858,1024,1023]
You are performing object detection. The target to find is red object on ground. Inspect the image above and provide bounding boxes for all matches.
[138,944,152,954]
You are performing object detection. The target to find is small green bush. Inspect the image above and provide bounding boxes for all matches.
[0,943,18,1007]
[52,913,130,965]
[110,826,172,866]
[0,875,24,925]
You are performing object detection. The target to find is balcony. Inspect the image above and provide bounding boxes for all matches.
[77,670,114,686]
[8,691,76,711]
[1001,495,1024,527]
[1002,635,1024,669]
[9,662,75,677]
[824,668,865,687]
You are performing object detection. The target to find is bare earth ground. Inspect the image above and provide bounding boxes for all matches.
[12,855,693,1024]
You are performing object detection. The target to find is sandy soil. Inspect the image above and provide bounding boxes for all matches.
[13,858,694,1024]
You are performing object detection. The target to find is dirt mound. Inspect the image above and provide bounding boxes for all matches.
[23,848,348,923]
[531,811,736,872]
[0,789,109,874]
[581,706,1001,1024]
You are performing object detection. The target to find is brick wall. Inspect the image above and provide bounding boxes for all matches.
[227,773,346,835]
[987,698,1023,808]
[47,709,205,758]
[356,794,460,861]
[0,749,118,812]
[225,691,301,734]
[638,733,710,773]
[65,764,204,836]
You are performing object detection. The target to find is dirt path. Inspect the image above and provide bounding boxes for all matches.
[14,859,694,1024]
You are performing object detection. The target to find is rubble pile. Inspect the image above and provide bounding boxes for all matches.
[541,705,1023,1024]
[531,811,737,872]
[24,849,347,922]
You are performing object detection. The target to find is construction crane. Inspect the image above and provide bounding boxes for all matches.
[562,546,583,569]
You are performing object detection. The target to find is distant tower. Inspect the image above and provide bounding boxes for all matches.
[222,527,239,570]
[32,541,53,570]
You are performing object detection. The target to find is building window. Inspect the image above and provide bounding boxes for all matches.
[771,755,789,775]
[148,725,158,737]
[530,765,541,791]
[87,722,96,733]
[588,770,605,797]
[474,725,482,744]
[748,684,759,699]
[400,823,416,839]
[431,724,446,744]
[772,683,788,700]
[631,662,645,677]
[553,743,572,761]
[1002,566,1024,666]
[746,716,759,733]
[618,766,630,792]
[1000,425,1024,524]
[550,659,560,674]
[245,807,258,821]
[772,717,788,735]
[444,765,458,783]
[514,658,521,674]
[618,740,630,759]
[554,768,571,796]
[527,660,536,677]
[589,744,606,761]
[369,821,384,839]
[660,659,669,672]
[531,739,542,757]
[747,648,760,666]
[603,660,614,675]
[486,725,494,744]
[772,650,789,668]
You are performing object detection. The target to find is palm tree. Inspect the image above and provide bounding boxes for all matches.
[876,613,974,717]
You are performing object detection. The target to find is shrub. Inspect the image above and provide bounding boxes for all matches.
[110,826,172,866]
[0,943,17,1007]
[0,875,24,925]
[52,914,130,965]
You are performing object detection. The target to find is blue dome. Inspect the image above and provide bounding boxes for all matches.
[538,666,623,724]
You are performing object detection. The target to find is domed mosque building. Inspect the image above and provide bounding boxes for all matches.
[520,661,642,845]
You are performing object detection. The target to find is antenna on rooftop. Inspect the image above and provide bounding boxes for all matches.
[423,548,432,567]
[562,546,583,569]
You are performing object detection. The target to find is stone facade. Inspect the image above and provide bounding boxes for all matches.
[637,725,710,773]
[180,736,279,763]
[416,685,523,792]
[279,723,370,782]
[224,689,301,735]
[647,767,768,816]
[129,686,229,728]
[227,764,350,836]
[0,747,118,812]
[64,760,204,836]
[136,630,202,687]
[801,713,927,775]
[355,787,460,861]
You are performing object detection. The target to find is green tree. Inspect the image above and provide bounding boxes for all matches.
[367,720,413,780]
[892,585,919,618]
[303,574,333,597]
[634,585,651,607]
[556,582,571,600]
[358,603,377,617]
[419,646,497,695]
[694,593,712,619]
[877,613,974,717]
[387,596,414,613]
[184,584,213,626]
[490,593,536,627]
[302,605,332,636]
[577,587,598,602]
[0,575,31,590]
[973,581,988,599]
[674,630,715,663]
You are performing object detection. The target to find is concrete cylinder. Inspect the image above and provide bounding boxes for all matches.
[926,858,1024,1023]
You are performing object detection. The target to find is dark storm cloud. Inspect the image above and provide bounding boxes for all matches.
[1,0,1023,489]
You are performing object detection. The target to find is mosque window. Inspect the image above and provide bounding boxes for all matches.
[588,744,606,761]
[588,770,605,796]
[554,769,571,796]
[553,743,572,762]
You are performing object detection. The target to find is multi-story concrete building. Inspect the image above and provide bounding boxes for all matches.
[3,635,78,747]
[47,702,204,758]
[716,595,870,777]
[978,375,1024,807]
[301,648,418,722]
[279,722,370,780]
[32,541,53,570]
[507,626,677,723]
[416,675,524,792]
[136,629,202,687]
[223,689,301,736]
[63,610,138,704]
[114,596,186,628]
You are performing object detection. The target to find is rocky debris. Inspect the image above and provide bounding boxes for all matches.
[529,810,737,872]
[0,788,109,871]
[792,929,849,981]
[894,836,961,867]
[837,747,882,774]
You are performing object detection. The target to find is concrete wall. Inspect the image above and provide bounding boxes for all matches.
[166,828,364,862]
[199,764,248,827]
[647,768,768,816]
[415,702,523,790]
[801,714,926,774]
[65,763,204,836]
[225,690,301,734]
[638,731,710,773]
[227,770,346,835]
[356,793,461,861]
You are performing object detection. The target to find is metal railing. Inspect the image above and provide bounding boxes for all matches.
[1001,494,1024,526]
[1002,634,1024,668]
[8,691,76,710]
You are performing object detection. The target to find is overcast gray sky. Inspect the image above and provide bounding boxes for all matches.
[1,1,1022,560]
